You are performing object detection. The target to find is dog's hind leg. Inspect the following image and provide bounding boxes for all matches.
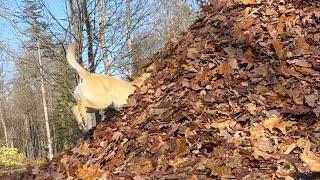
[71,105,86,130]
[78,98,103,125]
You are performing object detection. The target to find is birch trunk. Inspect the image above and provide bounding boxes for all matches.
[0,66,8,147]
[0,105,8,147]
[37,43,53,160]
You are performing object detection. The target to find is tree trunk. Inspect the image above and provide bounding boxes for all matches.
[37,43,53,160]
[0,105,8,147]
[97,0,110,75]
[80,0,94,73]
[126,0,133,76]
[69,0,83,83]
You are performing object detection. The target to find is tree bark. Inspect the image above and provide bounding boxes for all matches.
[97,0,110,75]
[0,105,8,147]
[69,0,83,83]
[126,0,133,76]
[37,43,53,160]
[80,0,94,73]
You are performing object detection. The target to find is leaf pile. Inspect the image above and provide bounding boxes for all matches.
[29,0,319,179]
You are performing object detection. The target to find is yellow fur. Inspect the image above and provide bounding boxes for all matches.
[66,43,136,130]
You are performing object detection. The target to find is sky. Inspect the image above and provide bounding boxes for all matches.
[0,0,201,81]
[0,0,67,46]
[0,0,68,81]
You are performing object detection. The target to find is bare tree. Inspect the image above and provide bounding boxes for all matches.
[0,66,8,147]
[126,0,133,75]
[97,0,110,74]
[37,42,53,160]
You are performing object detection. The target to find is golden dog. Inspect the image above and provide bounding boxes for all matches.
[66,43,138,130]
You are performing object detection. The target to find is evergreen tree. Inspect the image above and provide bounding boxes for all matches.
[51,48,82,151]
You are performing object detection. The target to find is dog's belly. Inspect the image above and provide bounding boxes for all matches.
[73,84,84,100]
[74,83,113,109]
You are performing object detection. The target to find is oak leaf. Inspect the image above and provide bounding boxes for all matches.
[77,165,102,180]
[234,0,258,5]
[271,38,285,61]
[300,150,320,172]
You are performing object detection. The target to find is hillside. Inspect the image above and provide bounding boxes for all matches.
[27,0,319,179]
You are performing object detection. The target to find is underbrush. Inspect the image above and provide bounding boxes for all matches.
[0,146,24,168]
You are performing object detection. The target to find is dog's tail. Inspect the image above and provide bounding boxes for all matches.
[66,43,88,79]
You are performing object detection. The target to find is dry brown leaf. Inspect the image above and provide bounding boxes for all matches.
[187,48,199,59]
[77,165,102,180]
[287,59,311,68]
[276,14,286,34]
[296,138,312,150]
[218,61,233,82]
[211,120,236,131]
[278,142,297,155]
[253,138,275,153]
[250,124,267,140]
[294,36,312,56]
[313,106,320,117]
[206,159,232,177]
[79,141,91,156]
[112,131,122,141]
[262,115,282,133]
[169,157,189,172]
[267,24,278,38]
[133,160,153,175]
[290,89,304,105]
[305,94,317,107]
[277,121,297,134]
[271,38,285,60]
[256,85,269,94]
[240,18,255,30]
[245,103,257,115]
[234,0,258,5]
[226,152,242,168]
[177,137,189,154]
[262,115,296,134]
[315,122,320,132]
[300,150,320,172]
[252,147,280,160]
[137,132,148,145]
[295,66,320,76]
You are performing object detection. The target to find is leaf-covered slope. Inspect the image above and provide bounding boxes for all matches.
[31,0,319,179]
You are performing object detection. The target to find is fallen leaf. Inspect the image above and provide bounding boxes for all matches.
[240,18,255,30]
[112,131,122,141]
[262,115,282,133]
[271,38,285,60]
[253,138,275,153]
[245,103,257,115]
[294,36,312,55]
[262,115,296,134]
[187,48,199,59]
[206,159,232,177]
[218,61,234,82]
[77,165,102,180]
[305,94,317,107]
[300,150,320,172]
[133,160,153,175]
[252,147,280,160]
[234,0,258,5]
[287,59,311,68]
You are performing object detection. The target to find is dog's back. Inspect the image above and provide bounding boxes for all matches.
[74,73,135,110]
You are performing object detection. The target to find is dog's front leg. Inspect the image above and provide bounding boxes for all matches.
[71,105,86,130]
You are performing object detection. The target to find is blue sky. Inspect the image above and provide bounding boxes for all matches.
[0,0,67,46]
[0,0,68,81]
